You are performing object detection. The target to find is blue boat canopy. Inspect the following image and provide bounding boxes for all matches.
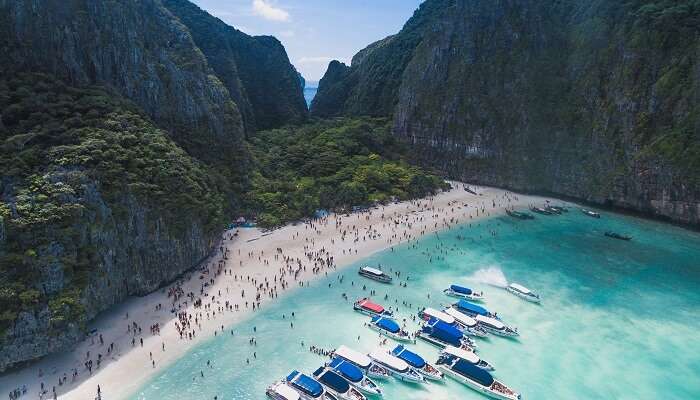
[453,358,494,387]
[372,316,400,333]
[456,300,488,316]
[450,284,472,295]
[391,345,425,369]
[328,358,363,383]
[287,370,323,397]
[314,368,350,393]
[425,317,463,346]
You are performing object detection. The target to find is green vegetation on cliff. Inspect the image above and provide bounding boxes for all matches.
[0,73,226,335]
[245,118,449,227]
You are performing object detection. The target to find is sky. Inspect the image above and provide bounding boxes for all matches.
[190,0,425,81]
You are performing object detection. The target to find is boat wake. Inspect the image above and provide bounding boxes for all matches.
[466,266,508,288]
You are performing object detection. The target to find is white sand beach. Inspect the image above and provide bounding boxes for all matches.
[0,183,553,400]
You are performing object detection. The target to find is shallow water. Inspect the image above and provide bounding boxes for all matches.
[131,208,700,400]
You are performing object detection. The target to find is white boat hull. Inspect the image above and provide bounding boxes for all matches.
[443,289,484,301]
[418,363,444,381]
[480,325,519,338]
[506,287,541,303]
[439,366,519,400]
[366,363,391,380]
[352,377,383,397]
[368,324,415,343]
[417,332,475,351]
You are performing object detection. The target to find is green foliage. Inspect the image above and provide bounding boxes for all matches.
[246,118,448,227]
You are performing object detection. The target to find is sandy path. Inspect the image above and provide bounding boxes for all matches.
[0,183,551,400]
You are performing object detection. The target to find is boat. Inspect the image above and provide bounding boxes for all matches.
[418,317,475,350]
[326,358,383,397]
[333,345,391,380]
[581,208,601,218]
[506,209,534,220]
[367,349,425,383]
[353,298,393,317]
[285,370,328,399]
[506,283,540,303]
[436,354,520,400]
[548,205,568,213]
[358,266,392,283]
[313,367,367,400]
[441,346,494,371]
[368,316,415,343]
[474,315,519,338]
[390,344,444,381]
[442,307,489,337]
[453,299,498,319]
[418,307,456,324]
[443,284,484,301]
[267,381,301,400]
[530,206,554,215]
[605,231,632,241]
[544,205,562,215]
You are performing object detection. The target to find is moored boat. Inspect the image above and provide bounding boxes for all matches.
[333,345,390,380]
[313,367,367,400]
[326,358,383,397]
[475,315,519,338]
[418,317,475,350]
[391,344,444,381]
[453,299,498,319]
[418,307,456,325]
[605,231,632,241]
[368,349,425,383]
[506,209,535,220]
[548,205,568,213]
[368,316,415,343]
[267,381,301,400]
[441,346,494,371]
[544,205,562,214]
[506,283,540,303]
[285,370,328,399]
[358,266,392,283]
[443,307,489,338]
[443,284,484,301]
[530,206,554,215]
[581,208,601,218]
[353,298,393,317]
[436,355,520,400]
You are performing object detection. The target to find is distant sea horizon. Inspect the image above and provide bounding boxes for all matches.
[304,80,318,107]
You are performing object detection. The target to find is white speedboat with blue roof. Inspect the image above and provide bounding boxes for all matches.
[358,266,392,283]
[443,307,489,338]
[266,381,301,400]
[444,284,484,301]
[333,345,390,380]
[475,315,519,338]
[506,283,541,303]
[368,316,415,343]
[440,346,494,371]
[313,367,366,400]
[436,354,520,400]
[326,358,383,397]
[285,370,333,400]
[368,349,425,383]
[453,300,499,319]
[418,317,475,350]
[390,344,443,381]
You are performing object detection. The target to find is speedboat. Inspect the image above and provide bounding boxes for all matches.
[390,344,443,381]
[453,300,498,319]
[548,205,568,213]
[530,206,554,215]
[368,316,415,343]
[326,358,383,397]
[313,367,367,400]
[605,231,632,241]
[353,298,394,317]
[506,209,534,220]
[544,205,562,214]
[285,370,328,399]
[506,283,540,303]
[443,284,484,301]
[418,317,475,350]
[443,307,489,338]
[441,346,494,371]
[581,208,601,218]
[436,354,520,400]
[368,349,425,383]
[475,315,519,338]
[358,266,392,283]
[418,307,456,325]
[333,345,390,380]
[267,381,301,400]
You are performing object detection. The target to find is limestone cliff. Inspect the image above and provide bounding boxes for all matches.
[312,0,700,225]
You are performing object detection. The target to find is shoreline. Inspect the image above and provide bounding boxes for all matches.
[0,183,552,400]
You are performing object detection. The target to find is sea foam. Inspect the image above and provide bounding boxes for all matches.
[467,266,509,288]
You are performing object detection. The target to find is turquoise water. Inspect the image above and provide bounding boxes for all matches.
[131,209,700,400]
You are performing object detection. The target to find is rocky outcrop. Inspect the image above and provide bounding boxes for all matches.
[162,0,307,132]
[311,0,700,225]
